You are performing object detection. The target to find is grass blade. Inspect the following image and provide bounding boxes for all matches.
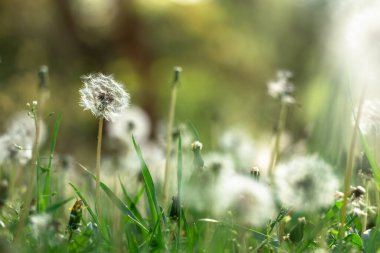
[76,163,149,232]
[45,196,74,213]
[187,121,200,140]
[119,177,145,222]
[40,113,62,211]
[69,183,99,225]
[99,181,149,233]
[132,136,163,243]
[176,133,182,251]
[359,131,380,190]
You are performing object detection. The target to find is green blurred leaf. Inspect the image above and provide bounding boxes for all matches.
[359,131,380,190]
[345,233,363,251]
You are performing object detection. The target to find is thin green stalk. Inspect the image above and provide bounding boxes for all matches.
[95,117,104,219]
[339,88,366,240]
[163,67,181,208]
[176,134,182,251]
[269,102,288,179]
[14,108,40,242]
[375,183,380,225]
[361,180,370,235]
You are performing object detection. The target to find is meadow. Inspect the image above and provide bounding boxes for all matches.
[1,1,380,252]
[0,65,379,253]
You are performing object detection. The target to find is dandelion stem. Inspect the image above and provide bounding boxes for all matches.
[339,88,366,240]
[14,109,40,243]
[163,67,181,208]
[95,117,104,219]
[163,85,178,208]
[269,102,288,178]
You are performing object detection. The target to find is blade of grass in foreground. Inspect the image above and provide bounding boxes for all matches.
[41,113,62,211]
[77,163,149,233]
[132,136,163,244]
[69,183,99,225]
[69,183,110,243]
[119,177,145,222]
[359,131,380,190]
[45,196,74,213]
[187,121,200,140]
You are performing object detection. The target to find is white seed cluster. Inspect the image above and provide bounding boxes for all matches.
[107,106,151,145]
[275,155,338,212]
[79,73,130,121]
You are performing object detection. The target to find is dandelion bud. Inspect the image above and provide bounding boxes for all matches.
[191,140,204,170]
[250,166,260,180]
[191,140,203,151]
[38,65,49,90]
[173,66,183,84]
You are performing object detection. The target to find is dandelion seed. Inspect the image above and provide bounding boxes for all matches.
[275,155,338,212]
[213,171,275,226]
[107,105,151,144]
[79,73,130,121]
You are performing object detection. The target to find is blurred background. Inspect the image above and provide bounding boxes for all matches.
[0,0,343,165]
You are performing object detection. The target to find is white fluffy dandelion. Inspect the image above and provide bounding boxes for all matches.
[203,152,235,175]
[213,171,275,226]
[79,73,130,121]
[107,105,151,144]
[0,112,46,165]
[218,128,256,169]
[275,155,338,212]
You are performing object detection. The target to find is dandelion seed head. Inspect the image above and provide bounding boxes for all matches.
[0,112,46,165]
[79,73,130,121]
[213,171,275,226]
[107,106,151,145]
[275,155,339,212]
[203,152,235,175]
[219,128,256,169]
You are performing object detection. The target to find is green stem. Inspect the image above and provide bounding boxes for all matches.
[163,84,178,208]
[269,102,288,179]
[339,88,366,240]
[362,180,369,235]
[96,117,104,219]
[14,111,40,242]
